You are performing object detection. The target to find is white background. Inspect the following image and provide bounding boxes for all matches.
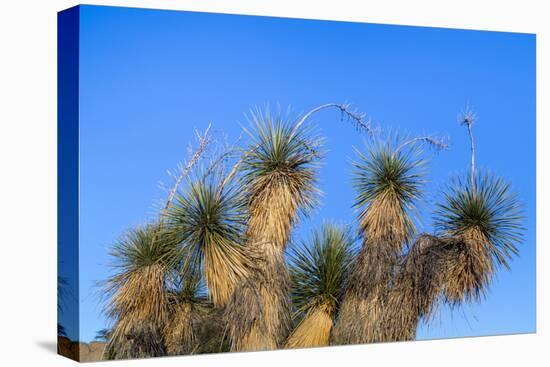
[0,0,547,365]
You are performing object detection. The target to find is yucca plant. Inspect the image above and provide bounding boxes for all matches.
[378,112,524,342]
[434,172,523,304]
[163,178,250,308]
[103,224,174,360]
[285,223,354,348]
[224,109,323,352]
[241,108,323,250]
[380,173,524,343]
[332,139,427,344]
[432,110,523,304]
[99,103,525,356]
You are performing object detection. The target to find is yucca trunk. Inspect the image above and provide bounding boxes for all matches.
[331,243,395,344]
[105,320,166,360]
[164,302,196,356]
[233,178,298,351]
[285,302,334,349]
[377,235,456,341]
[332,196,410,344]
[333,144,422,344]
[224,179,297,351]
[378,228,501,342]
[246,177,301,250]
[442,227,493,303]
[225,240,291,352]
[105,263,171,359]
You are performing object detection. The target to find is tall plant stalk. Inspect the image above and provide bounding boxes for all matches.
[460,108,476,190]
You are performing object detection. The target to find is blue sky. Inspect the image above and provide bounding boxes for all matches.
[63,5,535,343]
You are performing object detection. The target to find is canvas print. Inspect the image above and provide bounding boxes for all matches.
[57,5,536,362]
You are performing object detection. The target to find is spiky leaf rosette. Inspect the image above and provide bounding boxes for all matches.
[104,224,174,359]
[164,179,250,307]
[352,140,426,248]
[241,108,323,250]
[434,172,524,303]
[289,223,354,316]
[285,223,354,348]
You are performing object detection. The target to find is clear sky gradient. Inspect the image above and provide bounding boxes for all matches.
[67,5,536,343]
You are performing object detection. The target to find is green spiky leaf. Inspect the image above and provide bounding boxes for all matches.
[434,172,524,269]
[288,223,355,316]
[109,223,175,273]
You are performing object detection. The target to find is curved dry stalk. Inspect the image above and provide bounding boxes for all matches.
[162,124,211,217]
[467,124,475,190]
[394,135,450,154]
[293,103,375,136]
